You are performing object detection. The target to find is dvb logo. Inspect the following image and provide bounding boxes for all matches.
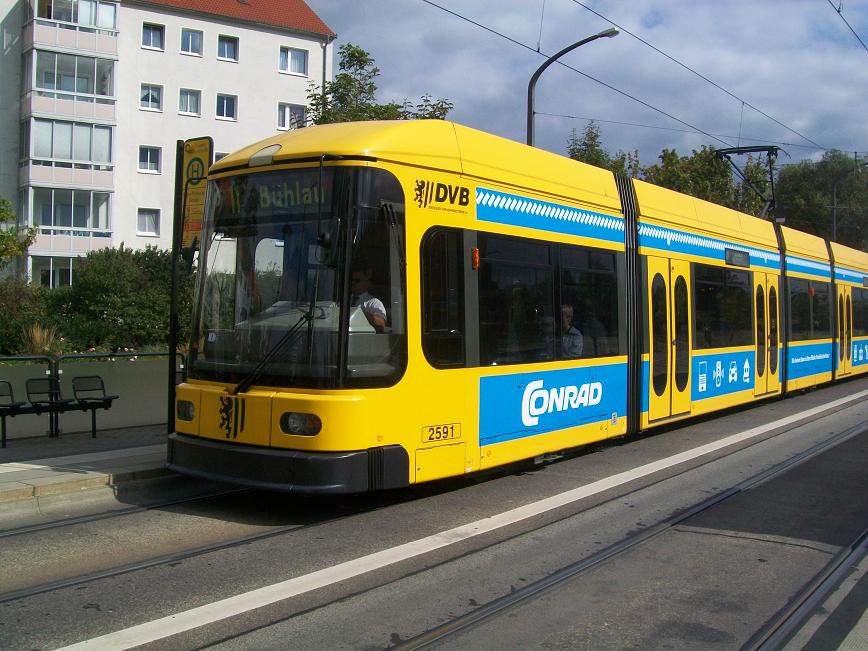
[415,180,470,208]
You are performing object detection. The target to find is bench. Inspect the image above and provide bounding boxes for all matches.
[0,376,118,447]
[0,381,26,449]
[72,376,119,439]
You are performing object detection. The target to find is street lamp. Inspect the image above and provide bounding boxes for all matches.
[831,160,868,242]
[526,27,619,147]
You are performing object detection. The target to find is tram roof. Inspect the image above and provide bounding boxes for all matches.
[830,241,868,274]
[209,120,624,215]
[781,225,830,263]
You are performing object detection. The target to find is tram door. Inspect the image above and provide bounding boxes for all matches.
[837,285,853,376]
[754,273,781,396]
[647,257,691,422]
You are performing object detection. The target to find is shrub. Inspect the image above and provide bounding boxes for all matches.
[0,279,43,354]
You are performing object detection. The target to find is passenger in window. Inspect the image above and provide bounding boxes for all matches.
[580,299,608,356]
[351,267,387,332]
[561,304,583,357]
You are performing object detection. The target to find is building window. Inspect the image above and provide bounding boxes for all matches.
[180,28,203,56]
[137,208,160,236]
[142,23,164,50]
[31,256,73,289]
[140,83,162,111]
[218,35,239,61]
[179,88,201,116]
[138,146,161,173]
[36,0,117,30]
[277,103,305,130]
[30,187,111,231]
[30,118,112,164]
[279,47,308,75]
[34,51,114,98]
[216,94,237,120]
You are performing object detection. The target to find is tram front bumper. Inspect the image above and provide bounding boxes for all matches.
[167,433,409,494]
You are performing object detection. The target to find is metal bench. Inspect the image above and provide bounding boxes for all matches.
[72,375,119,439]
[26,377,74,439]
[0,381,26,448]
[0,376,119,446]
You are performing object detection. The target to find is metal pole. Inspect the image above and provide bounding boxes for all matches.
[169,140,184,434]
[526,27,618,147]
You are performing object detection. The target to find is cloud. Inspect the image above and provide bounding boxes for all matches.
[307,0,868,164]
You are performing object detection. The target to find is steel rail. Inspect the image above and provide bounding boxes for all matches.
[394,421,868,650]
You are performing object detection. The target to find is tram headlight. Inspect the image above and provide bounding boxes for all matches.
[176,400,195,421]
[280,412,322,436]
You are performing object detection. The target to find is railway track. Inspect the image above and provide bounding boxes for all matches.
[394,421,868,650]
[2,400,865,650]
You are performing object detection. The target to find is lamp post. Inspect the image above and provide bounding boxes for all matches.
[526,27,619,147]
[831,160,868,242]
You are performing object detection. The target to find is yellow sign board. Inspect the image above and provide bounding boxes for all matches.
[181,137,213,249]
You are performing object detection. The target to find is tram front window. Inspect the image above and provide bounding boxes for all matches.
[188,166,407,389]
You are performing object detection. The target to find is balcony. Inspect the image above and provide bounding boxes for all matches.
[30,227,113,255]
[22,90,115,122]
[24,19,118,57]
[20,161,114,190]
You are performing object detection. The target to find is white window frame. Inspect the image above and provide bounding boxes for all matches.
[277,103,306,130]
[138,146,161,174]
[180,28,203,57]
[179,88,201,116]
[142,23,164,51]
[140,83,163,111]
[217,35,239,62]
[279,46,308,76]
[137,208,160,237]
[216,93,237,121]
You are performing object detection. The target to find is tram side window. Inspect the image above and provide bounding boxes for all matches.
[421,228,465,367]
[693,264,752,348]
[560,247,619,358]
[789,278,832,341]
[478,234,554,365]
[854,288,868,337]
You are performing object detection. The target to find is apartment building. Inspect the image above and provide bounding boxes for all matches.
[1,0,335,286]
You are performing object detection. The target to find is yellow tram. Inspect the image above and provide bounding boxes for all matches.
[168,120,868,493]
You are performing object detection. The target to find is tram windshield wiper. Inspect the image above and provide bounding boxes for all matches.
[230,311,311,395]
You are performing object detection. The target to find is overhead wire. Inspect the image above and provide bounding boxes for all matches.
[418,0,734,148]
[826,0,868,54]
[535,111,821,151]
[568,0,827,150]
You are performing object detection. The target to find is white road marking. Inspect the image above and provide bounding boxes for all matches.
[59,389,868,650]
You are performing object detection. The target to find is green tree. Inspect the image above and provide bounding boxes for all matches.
[45,245,193,350]
[0,197,36,270]
[307,44,452,124]
[0,279,43,354]
[777,151,868,249]
[566,122,639,177]
[640,146,769,217]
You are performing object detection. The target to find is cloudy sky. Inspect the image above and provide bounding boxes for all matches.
[306,0,868,168]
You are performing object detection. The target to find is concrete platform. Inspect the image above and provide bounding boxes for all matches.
[0,424,169,504]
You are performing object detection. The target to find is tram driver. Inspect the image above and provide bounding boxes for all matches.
[351,267,387,332]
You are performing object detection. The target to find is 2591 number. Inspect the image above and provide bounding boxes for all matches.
[422,423,461,442]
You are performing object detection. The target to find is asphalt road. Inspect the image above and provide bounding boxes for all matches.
[1,378,866,650]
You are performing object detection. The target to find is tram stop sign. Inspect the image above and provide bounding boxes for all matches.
[180,136,213,249]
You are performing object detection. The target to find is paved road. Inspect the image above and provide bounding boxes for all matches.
[0,379,865,650]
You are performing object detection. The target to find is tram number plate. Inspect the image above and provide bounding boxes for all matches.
[422,423,461,443]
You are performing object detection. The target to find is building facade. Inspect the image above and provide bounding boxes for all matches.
[2,0,334,286]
